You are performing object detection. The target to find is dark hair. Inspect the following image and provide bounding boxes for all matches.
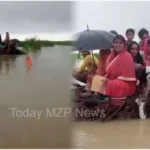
[138,28,149,39]
[147,39,150,45]
[79,47,82,50]
[113,35,126,44]
[127,41,144,65]
[110,30,118,36]
[126,28,135,35]
[0,34,2,44]
[128,41,147,87]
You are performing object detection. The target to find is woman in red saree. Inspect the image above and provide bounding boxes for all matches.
[91,35,137,101]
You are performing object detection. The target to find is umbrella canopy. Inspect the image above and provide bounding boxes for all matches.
[110,30,118,36]
[73,29,115,51]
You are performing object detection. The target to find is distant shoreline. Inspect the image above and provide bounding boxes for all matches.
[13,38,73,51]
[18,39,73,47]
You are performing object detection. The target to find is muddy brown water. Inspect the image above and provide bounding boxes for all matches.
[72,120,150,149]
[1,47,150,148]
[0,46,71,148]
[72,59,150,149]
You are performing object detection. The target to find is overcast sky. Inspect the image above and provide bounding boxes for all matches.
[75,1,150,42]
[0,1,73,40]
[0,1,150,41]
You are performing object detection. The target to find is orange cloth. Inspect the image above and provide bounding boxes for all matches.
[76,54,98,90]
[26,56,32,70]
[91,75,107,93]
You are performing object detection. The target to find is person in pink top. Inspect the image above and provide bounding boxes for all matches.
[142,38,150,66]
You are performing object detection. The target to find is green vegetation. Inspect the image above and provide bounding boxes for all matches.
[72,53,99,62]
[50,40,73,46]
[93,53,99,58]
[16,37,73,52]
[20,38,42,53]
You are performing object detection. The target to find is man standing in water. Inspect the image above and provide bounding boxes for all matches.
[125,28,135,47]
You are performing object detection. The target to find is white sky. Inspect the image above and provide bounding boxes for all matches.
[74,1,150,42]
[2,1,150,41]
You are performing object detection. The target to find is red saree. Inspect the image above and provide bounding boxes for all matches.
[139,41,145,51]
[105,50,137,101]
[142,37,150,66]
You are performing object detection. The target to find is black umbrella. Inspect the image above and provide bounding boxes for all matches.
[73,26,115,51]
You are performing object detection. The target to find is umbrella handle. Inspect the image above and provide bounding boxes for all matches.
[78,51,80,59]
[78,47,83,59]
[91,51,96,68]
[87,24,89,30]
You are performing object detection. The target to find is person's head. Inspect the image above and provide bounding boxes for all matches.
[126,28,135,41]
[80,50,91,57]
[6,32,9,37]
[110,30,118,36]
[5,32,10,41]
[127,41,139,57]
[113,35,126,52]
[138,28,149,40]
[100,49,111,58]
[0,34,2,44]
[128,41,144,65]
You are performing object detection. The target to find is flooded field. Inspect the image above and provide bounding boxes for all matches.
[0,46,71,148]
[1,46,150,148]
[72,57,150,149]
[72,120,150,149]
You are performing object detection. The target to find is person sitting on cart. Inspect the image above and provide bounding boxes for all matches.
[72,49,98,91]
[91,35,137,105]
[96,49,111,76]
[127,41,147,93]
[80,48,111,97]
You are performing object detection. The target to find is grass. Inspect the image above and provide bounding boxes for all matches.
[51,40,72,46]
[17,37,73,52]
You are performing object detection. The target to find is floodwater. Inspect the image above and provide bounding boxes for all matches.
[72,120,150,149]
[72,58,150,149]
[0,46,71,148]
[1,46,150,148]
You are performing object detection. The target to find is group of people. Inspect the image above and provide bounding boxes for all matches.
[73,28,150,105]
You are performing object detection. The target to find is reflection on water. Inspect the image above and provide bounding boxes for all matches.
[0,56,16,76]
[73,118,150,148]
[72,60,150,149]
[0,46,71,148]
[2,47,150,148]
